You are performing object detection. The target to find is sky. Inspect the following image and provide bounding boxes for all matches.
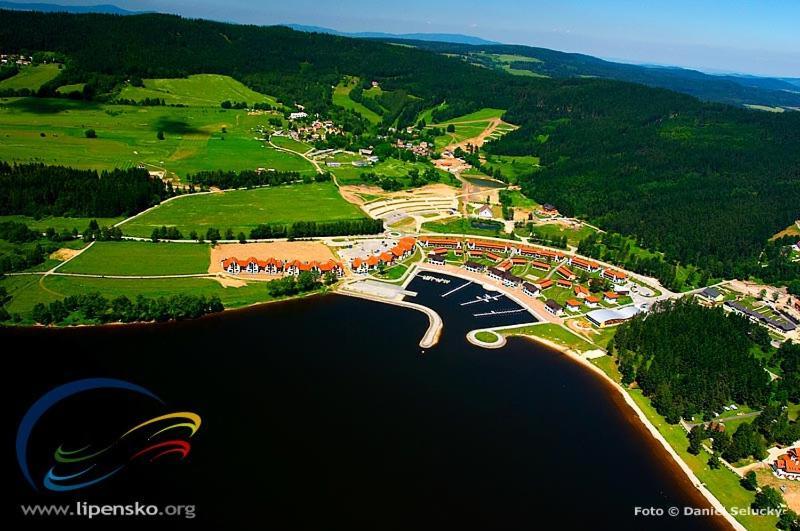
[13,0,800,77]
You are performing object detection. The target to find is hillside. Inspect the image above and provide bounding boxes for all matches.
[400,41,800,111]
[0,9,798,277]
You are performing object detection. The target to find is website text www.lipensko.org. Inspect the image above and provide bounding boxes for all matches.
[20,501,196,519]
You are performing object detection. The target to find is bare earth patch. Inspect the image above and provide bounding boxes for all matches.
[338,184,385,206]
[209,241,338,274]
[50,248,81,261]
[213,275,248,288]
[755,465,800,513]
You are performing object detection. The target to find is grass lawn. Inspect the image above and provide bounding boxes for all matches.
[502,323,596,352]
[270,135,312,153]
[56,83,86,95]
[0,98,314,178]
[435,108,505,123]
[119,183,365,238]
[475,331,499,342]
[530,223,598,247]
[332,157,454,187]
[0,64,61,91]
[1,275,278,321]
[118,75,280,107]
[0,215,123,233]
[501,190,540,209]
[332,77,382,125]
[59,241,211,275]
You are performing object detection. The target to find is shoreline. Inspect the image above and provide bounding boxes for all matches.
[508,331,743,531]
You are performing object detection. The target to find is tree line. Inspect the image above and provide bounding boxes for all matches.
[27,292,224,325]
[186,169,331,189]
[0,163,173,218]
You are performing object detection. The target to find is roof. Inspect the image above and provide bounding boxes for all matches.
[537,279,553,288]
[522,282,539,292]
[566,299,581,307]
[488,266,504,276]
[586,295,600,303]
[604,291,619,299]
[574,285,590,295]
[545,299,562,311]
[586,307,640,324]
[464,261,485,270]
[700,287,721,299]
[603,268,627,279]
[428,254,446,263]
[571,257,599,268]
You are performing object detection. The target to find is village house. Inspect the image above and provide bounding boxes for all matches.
[697,287,724,305]
[556,278,573,289]
[585,295,601,308]
[569,256,601,273]
[485,251,502,262]
[536,279,554,291]
[463,261,486,273]
[724,301,797,335]
[556,265,576,281]
[602,268,628,284]
[466,239,511,254]
[501,271,522,288]
[476,204,494,219]
[545,299,564,316]
[427,254,446,265]
[487,267,505,282]
[530,260,550,272]
[565,299,582,312]
[604,291,620,304]
[515,245,564,262]
[773,448,800,480]
[537,204,560,217]
[289,111,308,120]
[420,236,460,249]
[496,260,514,272]
[574,285,590,299]
[522,282,540,297]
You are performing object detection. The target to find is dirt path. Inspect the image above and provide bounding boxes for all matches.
[445,118,509,152]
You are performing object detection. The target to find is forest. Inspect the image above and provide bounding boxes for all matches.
[0,10,798,275]
[612,299,771,423]
[0,163,172,217]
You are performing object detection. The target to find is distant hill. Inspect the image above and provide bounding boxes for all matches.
[285,24,498,46]
[0,1,137,14]
[392,40,800,110]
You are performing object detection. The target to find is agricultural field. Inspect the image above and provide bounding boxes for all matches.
[332,77,382,124]
[117,74,280,107]
[331,156,454,187]
[56,83,86,95]
[270,135,312,154]
[0,274,273,321]
[0,215,123,233]
[0,63,61,91]
[59,241,211,275]
[0,97,314,177]
[119,182,365,238]
[474,53,548,78]
[427,108,507,149]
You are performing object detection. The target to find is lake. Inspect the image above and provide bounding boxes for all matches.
[4,278,727,529]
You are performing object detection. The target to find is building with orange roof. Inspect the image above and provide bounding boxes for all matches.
[569,256,601,273]
[465,239,511,253]
[557,278,572,288]
[536,279,553,290]
[585,295,601,308]
[420,236,460,248]
[604,291,620,304]
[773,448,800,479]
[497,260,513,272]
[530,260,550,271]
[516,246,563,262]
[379,252,394,264]
[565,299,582,311]
[574,285,590,298]
[603,268,628,284]
[556,265,576,280]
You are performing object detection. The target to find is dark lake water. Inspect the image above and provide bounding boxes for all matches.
[3,276,728,530]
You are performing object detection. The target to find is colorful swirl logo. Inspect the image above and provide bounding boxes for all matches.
[16,378,201,492]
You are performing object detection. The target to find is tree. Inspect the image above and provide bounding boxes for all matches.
[688,425,705,455]
[752,486,783,511]
[296,271,319,292]
[224,228,235,241]
[741,470,758,491]
[157,130,165,140]
[707,453,721,470]
[777,509,799,530]
[206,227,220,244]
[446,124,455,133]
[237,232,247,244]
[189,230,198,241]
[150,228,160,243]
[84,129,97,138]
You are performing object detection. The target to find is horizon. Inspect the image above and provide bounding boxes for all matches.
[2,0,799,78]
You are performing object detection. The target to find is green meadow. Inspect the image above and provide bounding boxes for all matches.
[0,215,124,233]
[59,241,211,275]
[118,74,280,107]
[270,135,312,153]
[332,77,382,124]
[0,63,61,91]
[119,182,365,237]
[0,274,274,320]
[0,97,314,177]
[331,156,454,186]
